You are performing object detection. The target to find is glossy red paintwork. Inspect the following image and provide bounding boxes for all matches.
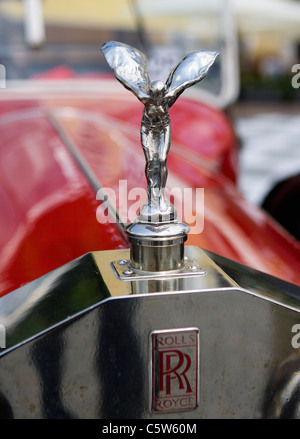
[0,81,299,296]
[0,103,126,296]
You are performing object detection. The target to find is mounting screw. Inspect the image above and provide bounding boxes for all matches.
[118,259,128,266]
[188,265,198,271]
[123,269,133,276]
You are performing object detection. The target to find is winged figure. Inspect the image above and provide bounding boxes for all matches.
[101,41,218,223]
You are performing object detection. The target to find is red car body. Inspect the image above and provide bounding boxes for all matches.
[1,78,300,298]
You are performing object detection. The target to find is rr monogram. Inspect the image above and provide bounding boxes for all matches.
[151,328,199,413]
[159,349,193,395]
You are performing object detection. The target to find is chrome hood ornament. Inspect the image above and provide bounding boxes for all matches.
[101,41,218,223]
[101,41,218,272]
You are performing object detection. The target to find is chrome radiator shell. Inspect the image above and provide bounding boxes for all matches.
[1,246,300,419]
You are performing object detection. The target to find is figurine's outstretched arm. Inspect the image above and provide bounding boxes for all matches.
[101,41,151,104]
[165,51,219,107]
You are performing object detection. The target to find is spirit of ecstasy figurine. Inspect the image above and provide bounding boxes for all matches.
[101,41,218,224]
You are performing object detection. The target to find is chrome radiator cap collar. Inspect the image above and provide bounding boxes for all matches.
[126,221,190,272]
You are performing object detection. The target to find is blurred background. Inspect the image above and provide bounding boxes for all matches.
[0,0,299,236]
